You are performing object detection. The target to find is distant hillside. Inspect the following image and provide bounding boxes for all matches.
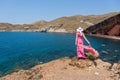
[0,12,120,33]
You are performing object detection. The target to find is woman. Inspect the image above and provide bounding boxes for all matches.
[75,27,99,58]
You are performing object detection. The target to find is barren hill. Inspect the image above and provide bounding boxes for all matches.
[0,12,119,33]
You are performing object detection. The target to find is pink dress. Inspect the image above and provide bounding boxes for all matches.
[76,32,99,58]
[76,32,85,58]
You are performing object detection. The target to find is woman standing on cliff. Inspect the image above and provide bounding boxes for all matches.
[75,27,99,59]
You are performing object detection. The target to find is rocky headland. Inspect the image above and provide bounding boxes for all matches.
[1,57,120,80]
[84,13,120,40]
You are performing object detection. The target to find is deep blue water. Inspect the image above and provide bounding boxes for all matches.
[0,32,120,76]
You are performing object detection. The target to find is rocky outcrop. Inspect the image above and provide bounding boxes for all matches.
[80,20,94,26]
[1,57,120,80]
[69,57,112,70]
[39,24,67,33]
[84,13,120,38]
[110,62,120,80]
[48,28,67,33]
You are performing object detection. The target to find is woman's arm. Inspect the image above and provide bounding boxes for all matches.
[82,32,90,45]
[75,32,78,45]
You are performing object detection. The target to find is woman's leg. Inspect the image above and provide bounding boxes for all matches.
[77,46,85,58]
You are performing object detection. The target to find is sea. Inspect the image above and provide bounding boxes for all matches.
[0,32,120,77]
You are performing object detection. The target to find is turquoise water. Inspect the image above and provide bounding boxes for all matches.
[0,32,120,76]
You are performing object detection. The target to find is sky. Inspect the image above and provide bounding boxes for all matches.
[0,0,120,24]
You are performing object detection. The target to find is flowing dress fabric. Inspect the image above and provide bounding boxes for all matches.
[83,46,99,55]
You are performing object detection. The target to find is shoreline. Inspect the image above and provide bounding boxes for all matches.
[1,31,120,40]
[86,34,120,40]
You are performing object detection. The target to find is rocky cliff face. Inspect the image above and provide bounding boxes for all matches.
[84,14,120,37]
